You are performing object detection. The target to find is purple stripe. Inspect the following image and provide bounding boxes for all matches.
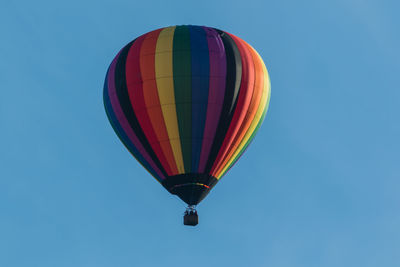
[108,52,165,179]
[198,28,227,172]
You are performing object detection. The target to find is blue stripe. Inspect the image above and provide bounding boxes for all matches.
[189,26,210,172]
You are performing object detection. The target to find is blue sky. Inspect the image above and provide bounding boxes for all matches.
[1,0,399,266]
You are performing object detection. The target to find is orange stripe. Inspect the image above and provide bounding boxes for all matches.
[211,34,255,176]
[217,47,270,178]
[214,39,264,176]
[139,29,179,175]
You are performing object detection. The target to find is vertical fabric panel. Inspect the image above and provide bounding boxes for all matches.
[114,42,169,178]
[213,39,263,176]
[105,51,165,180]
[189,25,210,172]
[114,40,167,179]
[104,71,162,182]
[204,30,242,174]
[198,27,226,172]
[125,34,174,176]
[140,29,179,175]
[211,33,256,176]
[218,49,271,178]
[172,25,192,172]
[155,26,185,173]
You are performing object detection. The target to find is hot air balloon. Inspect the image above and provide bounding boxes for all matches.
[103,25,270,226]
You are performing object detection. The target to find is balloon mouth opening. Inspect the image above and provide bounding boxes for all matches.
[161,173,219,205]
[171,183,210,191]
[170,183,212,206]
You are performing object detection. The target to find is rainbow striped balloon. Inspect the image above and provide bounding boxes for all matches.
[104,25,270,205]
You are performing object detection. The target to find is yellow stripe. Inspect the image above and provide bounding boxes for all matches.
[155,26,185,173]
[217,48,271,178]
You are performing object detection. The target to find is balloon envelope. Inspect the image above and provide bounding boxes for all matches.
[104,25,270,205]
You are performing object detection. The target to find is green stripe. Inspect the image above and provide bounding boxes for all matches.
[220,88,271,178]
[173,26,192,172]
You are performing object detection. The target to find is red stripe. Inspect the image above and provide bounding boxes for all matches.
[211,33,255,175]
[140,29,179,175]
[214,40,263,176]
[125,32,173,176]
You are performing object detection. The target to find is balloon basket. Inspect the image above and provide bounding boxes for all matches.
[183,206,198,226]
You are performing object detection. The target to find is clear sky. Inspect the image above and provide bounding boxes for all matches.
[1,0,399,266]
